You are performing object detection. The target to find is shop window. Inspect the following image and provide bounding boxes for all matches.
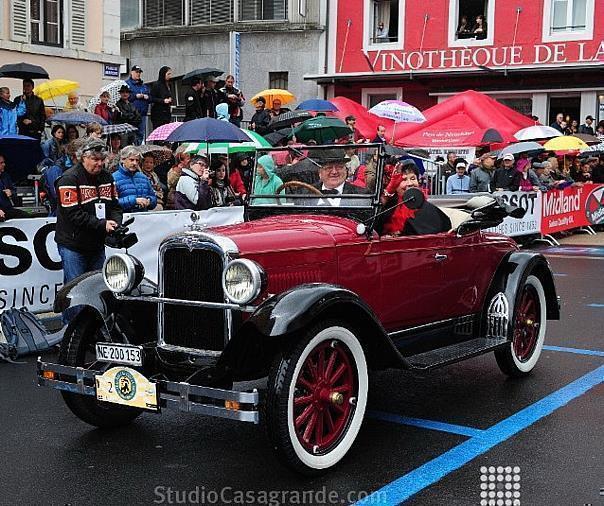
[496,98,533,117]
[364,0,404,50]
[269,72,288,90]
[448,0,494,46]
[30,0,62,46]
[361,87,402,109]
[190,0,234,24]
[542,0,594,42]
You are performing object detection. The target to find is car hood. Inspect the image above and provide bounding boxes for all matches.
[210,214,365,256]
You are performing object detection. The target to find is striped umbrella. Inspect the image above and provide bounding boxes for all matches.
[183,129,271,155]
[147,122,183,141]
[102,123,137,135]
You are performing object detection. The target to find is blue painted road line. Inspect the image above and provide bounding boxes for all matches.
[543,345,604,358]
[587,303,604,308]
[368,411,484,438]
[356,365,604,506]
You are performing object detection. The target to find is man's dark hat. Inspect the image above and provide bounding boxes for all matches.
[314,148,348,165]
[119,85,130,93]
[131,65,143,72]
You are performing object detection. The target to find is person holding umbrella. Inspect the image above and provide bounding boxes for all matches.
[150,66,173,129]
[126,65,150,144]
[0,87,26,136]
[14,79,45,140]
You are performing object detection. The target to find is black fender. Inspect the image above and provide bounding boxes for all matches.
[53,271,158,344]
[483,251,560,338]
[219,283,408,379]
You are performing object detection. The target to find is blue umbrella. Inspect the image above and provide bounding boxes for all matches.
[0,135,44,182]
[166,117,250,143]
[51,111,108,125]
[295,99,339,112]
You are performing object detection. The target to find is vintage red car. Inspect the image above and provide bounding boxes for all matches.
[38,144,559,474]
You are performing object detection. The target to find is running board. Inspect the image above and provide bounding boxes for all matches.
[406,337,508,370]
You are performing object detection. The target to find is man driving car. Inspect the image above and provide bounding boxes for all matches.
[311,149,369,207]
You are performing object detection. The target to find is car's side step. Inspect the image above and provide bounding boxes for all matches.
[407,337,509,370]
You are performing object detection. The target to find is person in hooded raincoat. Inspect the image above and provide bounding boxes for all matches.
[149,66,173,129]
[251,154,284,205]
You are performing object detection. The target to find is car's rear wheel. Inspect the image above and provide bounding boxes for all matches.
[59,308,143,428]
[265,321,368,475]
[495,275,547,377]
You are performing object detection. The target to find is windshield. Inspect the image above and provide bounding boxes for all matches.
[248,144,383,209]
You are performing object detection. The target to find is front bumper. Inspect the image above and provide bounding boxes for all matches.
[37,359,261,424]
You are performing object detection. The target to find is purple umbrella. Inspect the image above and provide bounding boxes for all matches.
[147,122,183,141]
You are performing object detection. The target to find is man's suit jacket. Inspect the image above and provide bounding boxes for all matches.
[308,182,371,207]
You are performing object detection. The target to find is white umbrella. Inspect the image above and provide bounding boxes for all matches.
[514,125,561,141]
[369,100,426,143]
[87,79,128,111]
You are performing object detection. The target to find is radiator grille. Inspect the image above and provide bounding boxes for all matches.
[161,247,225,351]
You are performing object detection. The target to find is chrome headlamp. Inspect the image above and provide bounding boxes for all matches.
[103,254,144,294]
[222,259,265,305]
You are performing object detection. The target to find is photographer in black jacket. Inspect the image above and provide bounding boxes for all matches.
[55,138,122,314]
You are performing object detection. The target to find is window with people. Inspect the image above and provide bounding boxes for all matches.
[454,0,489,40]
[370,0,400,45]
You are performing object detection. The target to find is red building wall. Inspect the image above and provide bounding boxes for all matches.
[334,0,604,75]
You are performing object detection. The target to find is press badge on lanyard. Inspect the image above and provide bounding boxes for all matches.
[95,203,106,220]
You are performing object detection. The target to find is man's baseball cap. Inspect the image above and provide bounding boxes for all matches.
[131,65,143,72]
[455,159,468,168]
[78,138,108,159]
[502,153,515,161]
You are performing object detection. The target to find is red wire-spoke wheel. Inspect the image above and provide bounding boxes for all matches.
[265,322,368,475]
[293,340,357,453]
[512,284,541,362]
[496,275,547,377]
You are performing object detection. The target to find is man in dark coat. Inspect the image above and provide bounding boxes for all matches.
[492,153,519,191]
[0,154,29,221]
[115,85,141,145]
[201,77,226,118]
[578,116,595,135]
[149,66,173,129]
[250,97,271,135]
[14,79,45,139]
[184,79,204,121]
[372,125,387,144]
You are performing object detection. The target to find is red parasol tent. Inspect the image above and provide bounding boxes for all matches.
[393,90,536,148]
[328,96,393,140]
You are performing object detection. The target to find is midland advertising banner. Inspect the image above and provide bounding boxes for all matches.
[541,184,604,234]
[0,208,244,313]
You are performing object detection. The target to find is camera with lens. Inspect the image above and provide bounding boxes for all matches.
[105,217,138,249]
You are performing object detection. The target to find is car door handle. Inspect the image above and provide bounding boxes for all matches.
[434,253,448,261]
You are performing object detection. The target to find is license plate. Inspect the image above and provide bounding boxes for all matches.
[95,367,158,411]
[96,342,142,367]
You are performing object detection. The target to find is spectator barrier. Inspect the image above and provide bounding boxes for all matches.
[487,190,542,237]
[0,207,244,313]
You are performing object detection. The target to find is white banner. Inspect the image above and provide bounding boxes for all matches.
[486,191,542,237]
[0,207,244,313]
[423,146,477,164]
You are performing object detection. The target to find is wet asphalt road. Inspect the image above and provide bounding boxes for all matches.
[1,246,602,506]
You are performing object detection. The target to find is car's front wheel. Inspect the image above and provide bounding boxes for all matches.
[265,321,368,475]
[495,275,547,377]
[59,308,143,428]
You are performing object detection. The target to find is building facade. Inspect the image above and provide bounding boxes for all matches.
[120,0,326,120]
[308,0,604,125]
[0,0,124,103]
